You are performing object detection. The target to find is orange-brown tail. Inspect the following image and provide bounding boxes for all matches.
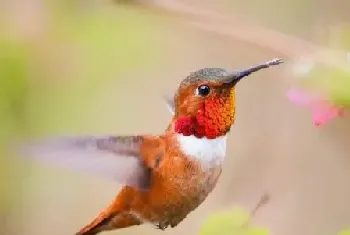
[75,209,117,235]
[76,210,142,235]
[76,187,143,235]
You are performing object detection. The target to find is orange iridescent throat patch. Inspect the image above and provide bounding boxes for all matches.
[175,93,235,139]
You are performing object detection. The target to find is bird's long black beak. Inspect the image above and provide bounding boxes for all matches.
[224,58,284,85]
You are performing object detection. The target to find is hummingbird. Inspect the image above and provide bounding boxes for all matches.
[21,58,283,235]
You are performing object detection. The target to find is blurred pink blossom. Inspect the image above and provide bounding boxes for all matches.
[287,88,345,126]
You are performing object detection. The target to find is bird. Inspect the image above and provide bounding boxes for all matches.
[20,58,283,235]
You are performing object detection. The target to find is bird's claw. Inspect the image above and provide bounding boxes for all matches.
[155,222,169,230]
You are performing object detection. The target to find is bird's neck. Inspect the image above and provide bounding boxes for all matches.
[172,105,234,139]
[175,133,228,167]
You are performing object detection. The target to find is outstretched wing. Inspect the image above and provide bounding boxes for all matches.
[18,135,159,190]
[164,95,175,115]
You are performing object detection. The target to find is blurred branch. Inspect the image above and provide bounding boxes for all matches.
[240,193,270,229]
[249,193,270,220]
[145,0,350,69]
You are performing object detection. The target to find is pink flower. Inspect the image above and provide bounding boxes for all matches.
[287,88,345,126]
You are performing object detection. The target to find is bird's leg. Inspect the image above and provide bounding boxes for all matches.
[155,222,169,230]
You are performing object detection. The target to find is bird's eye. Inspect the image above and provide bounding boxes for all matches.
[196,85,211,96]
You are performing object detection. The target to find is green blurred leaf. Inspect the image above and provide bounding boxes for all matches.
[300,64,350,106]
[338,229,350,235]
[292,25,350,108]
[0,1,171,217]
[0,36,31,216]
[0,3,169,135]
[246,227,270,235]
[199,207,270,235]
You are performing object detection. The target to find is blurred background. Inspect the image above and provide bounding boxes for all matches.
[1,0,350,235]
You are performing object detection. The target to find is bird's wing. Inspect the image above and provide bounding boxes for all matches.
[17,135,165,190]
[164,95,175,115]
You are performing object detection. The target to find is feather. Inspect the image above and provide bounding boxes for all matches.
[17,135,152,190]
[163,95,175,115]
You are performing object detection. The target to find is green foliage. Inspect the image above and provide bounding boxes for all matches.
[0,2,167,135]
[200,207,349,235]
[338,229,350,235]
[0,36,31,219]
[0,38,29,138]
[199,207,269,235]
[0,0,168,223]
[293,25,350,107]
[298,60,350,106]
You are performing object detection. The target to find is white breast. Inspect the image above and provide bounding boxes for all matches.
[176,134,227,168]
